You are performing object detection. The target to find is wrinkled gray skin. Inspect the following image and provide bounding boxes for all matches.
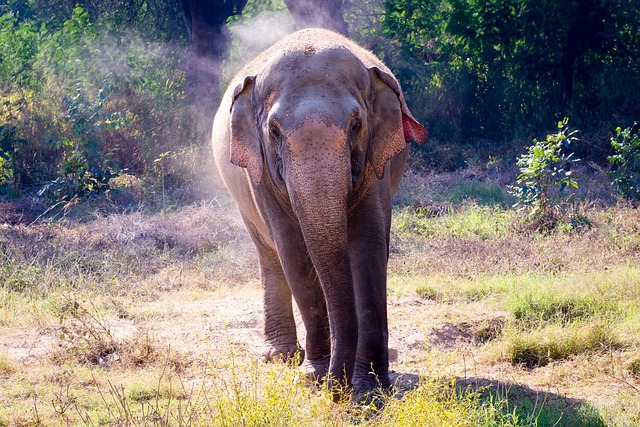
[212,28,426,398]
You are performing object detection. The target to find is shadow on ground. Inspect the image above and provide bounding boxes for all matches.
[390,372,606,427]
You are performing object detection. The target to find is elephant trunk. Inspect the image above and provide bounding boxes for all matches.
[286,123,358,392]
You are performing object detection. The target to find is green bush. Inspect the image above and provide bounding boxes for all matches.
[0,5,190,199]
[38,83,126,200]
[510,119,580,229]
[609,123,640,202]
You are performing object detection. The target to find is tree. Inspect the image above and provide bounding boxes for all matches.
[178,0,348,105]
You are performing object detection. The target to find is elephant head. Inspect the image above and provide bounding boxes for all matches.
[229,51,426,189]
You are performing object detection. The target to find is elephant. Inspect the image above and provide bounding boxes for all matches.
[212,28,426,398]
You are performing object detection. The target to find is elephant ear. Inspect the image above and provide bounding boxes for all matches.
[230,75,263,187]
[368,67,427,179]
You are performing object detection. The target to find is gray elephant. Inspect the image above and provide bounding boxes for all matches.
[212,28,426,398]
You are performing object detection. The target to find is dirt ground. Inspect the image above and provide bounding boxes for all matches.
[2,281,634,412]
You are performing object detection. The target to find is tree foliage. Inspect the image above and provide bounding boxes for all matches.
[381,0,640,147]
[1,0,640,202]
[0,4,188,199]
[609,123,640,203]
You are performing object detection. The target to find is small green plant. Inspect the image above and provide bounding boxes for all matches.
[416,284,441,301]
[51,299,119,366]
[0,351,16,376]
[511,118,580,230]
[609,123,640,202]
[0,125,19,195]
[625,353,640,379]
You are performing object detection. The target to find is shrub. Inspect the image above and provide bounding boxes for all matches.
[609,123,640,202]
[0,6,190,199]
[510,118,580,230]
[38,83,126,201]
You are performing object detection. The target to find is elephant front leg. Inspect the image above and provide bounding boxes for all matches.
[349,202,392,397]
[260,255,301,363]
[243,218,301,363]
[277,241,332,381]
[260,263,305,362]
[292,277,331,382]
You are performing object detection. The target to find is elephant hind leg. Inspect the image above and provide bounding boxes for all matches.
[241,215,302,364]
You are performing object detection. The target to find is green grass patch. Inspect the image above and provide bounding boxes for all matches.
[505,268,638,327]
[509,292,617,326]
[442,179,515,207]
[1,347,608,426]
[504,321,620,368]
[377,377,605,427]
[388,273,513,303]
[393,204,513,240]
[626,354,640,379]
[0,352,15,376]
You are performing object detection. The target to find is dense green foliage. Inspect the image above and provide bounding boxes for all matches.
[0,3,188,200]
[1,0,639,202]
[37,83,126,200]
[609,123,640,202]
[381,0,640,151]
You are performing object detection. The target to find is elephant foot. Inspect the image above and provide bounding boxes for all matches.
[260,342,304,365]
[352,369,391,404]
[299,356,330,383]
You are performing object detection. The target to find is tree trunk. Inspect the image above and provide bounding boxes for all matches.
[178,0,248,138]
[283,0,349,36]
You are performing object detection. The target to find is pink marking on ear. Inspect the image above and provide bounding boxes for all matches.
[402,114,428,144]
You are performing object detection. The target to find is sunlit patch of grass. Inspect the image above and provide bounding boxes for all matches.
[3,341,608,426]
[393,204,513,240]
[597,389,640,427]
[387,274,456,299]
[2,197,639,425]
[504,321,620,368]
[375,377,605,427]
[508,292,618,327]
[0,352,15,376]
[505,267,638,328]
[373,378,481,427]
[625,352,640,379]
[388,273,512,303]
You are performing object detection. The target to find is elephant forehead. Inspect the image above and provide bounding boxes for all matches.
[258,48,371,96]
[285,119,347,158]
[269,96,361,131]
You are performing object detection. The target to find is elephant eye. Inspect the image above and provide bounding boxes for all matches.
[269,124,283,144]
[350,118,362,134]
[275,158,284,182]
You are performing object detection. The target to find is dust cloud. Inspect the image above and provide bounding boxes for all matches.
[224,11,297,82]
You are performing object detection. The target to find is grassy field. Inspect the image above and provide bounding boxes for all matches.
[0,167,639,426]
